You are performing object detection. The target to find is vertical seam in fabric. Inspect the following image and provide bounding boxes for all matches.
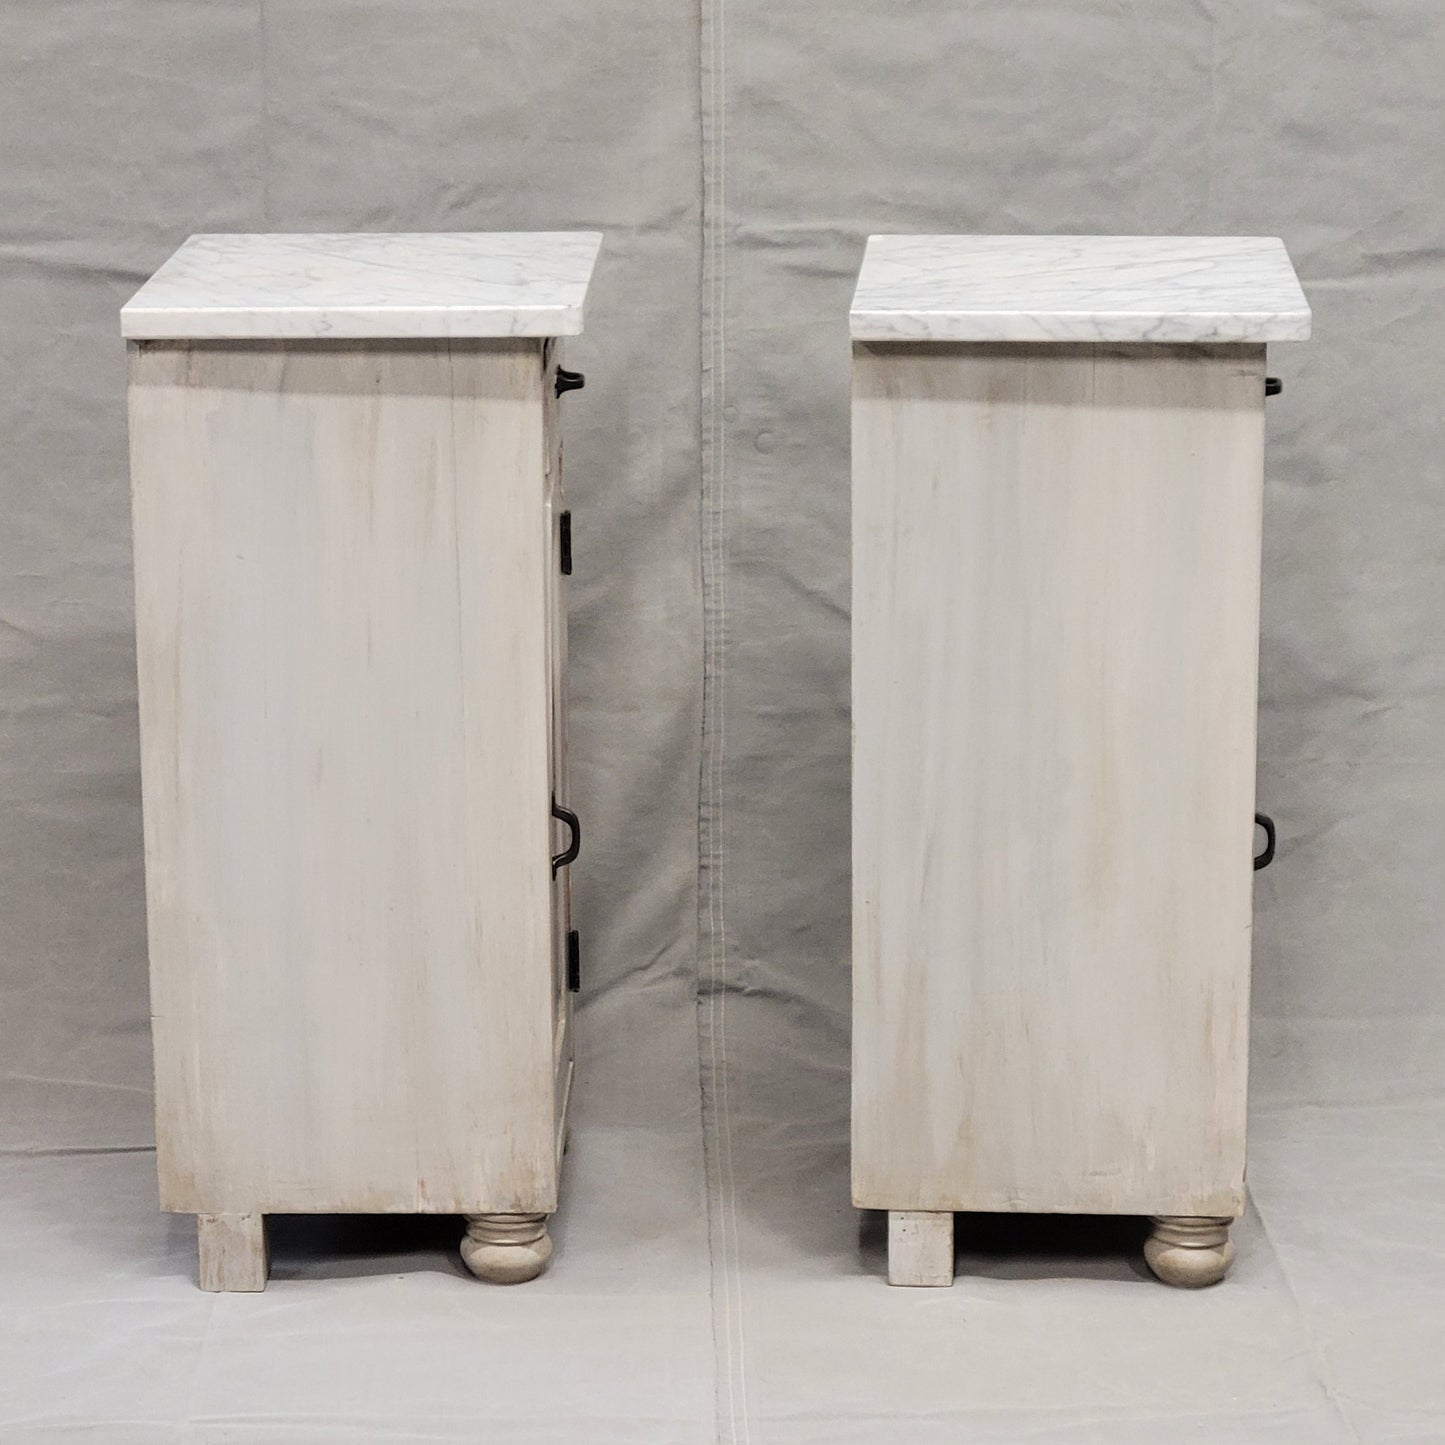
[697,0,750,1439]
[257,0,271,225]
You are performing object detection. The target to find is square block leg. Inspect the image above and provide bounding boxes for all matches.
[888,1210,954,1287]
[197,1212,269,1292]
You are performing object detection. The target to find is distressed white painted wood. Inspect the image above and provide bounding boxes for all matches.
[197,1213,268,1292]
[126,236,595,1288]
[853,340,1265,1220]
[887,1212,954,1287]
[850,245,1305,1285]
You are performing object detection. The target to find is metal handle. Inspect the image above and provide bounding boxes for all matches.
[1265,377,1282,397]
[1254,813,1276,871]
[551,798,580,877]
[555,367,586,397]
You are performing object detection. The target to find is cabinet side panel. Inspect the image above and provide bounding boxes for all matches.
[128,339,555,1215]
[447,341,559,1212]
[851,342,1264,1216]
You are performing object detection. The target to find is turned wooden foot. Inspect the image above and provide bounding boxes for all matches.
[197,1212,269,1292]
[1144,1215,1235,1288]
[888,1210,954,1287]
[461,1212,553,1284]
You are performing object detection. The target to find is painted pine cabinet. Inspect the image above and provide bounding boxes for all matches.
[122,232,601,1289]
[849,236,1310,1287]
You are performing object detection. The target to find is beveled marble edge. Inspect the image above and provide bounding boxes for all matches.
[121,231,602,340]
[850,235,1312,344]
[850,309,1313,344]
[122,301,587,341]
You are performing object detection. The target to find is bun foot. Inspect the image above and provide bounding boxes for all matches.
[1144,1215,1235,1288]
[461,1212,553,1284]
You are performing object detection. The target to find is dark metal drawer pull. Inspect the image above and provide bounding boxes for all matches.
[551,798,580,876]
[1254,813,1276,870]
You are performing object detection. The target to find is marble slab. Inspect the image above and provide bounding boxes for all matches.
[121,232,603,340]
[850,235,1311,344]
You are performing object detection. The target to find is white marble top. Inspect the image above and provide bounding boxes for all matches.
[850,235,1311,343]
[121,232,603,340]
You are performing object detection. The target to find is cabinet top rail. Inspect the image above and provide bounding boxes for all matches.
[122,232,602,341]
[850,235,1309,345]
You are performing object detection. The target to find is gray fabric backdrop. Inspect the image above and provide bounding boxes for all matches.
[2,2,1443,1440]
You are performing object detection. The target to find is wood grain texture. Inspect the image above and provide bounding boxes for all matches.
[851,342,1266,1218]
[887,1211,954,1287]
[129,337,562,1217]
[197,1213,269,1292]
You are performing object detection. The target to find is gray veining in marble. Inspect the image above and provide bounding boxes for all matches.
[850,235,1311,344]
[121,232,603,340]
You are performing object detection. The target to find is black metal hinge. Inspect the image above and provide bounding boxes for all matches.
[560,510,572,575]
[567,929,581,992]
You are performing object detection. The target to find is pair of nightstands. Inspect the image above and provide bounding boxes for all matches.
[122,232,1309,1291]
